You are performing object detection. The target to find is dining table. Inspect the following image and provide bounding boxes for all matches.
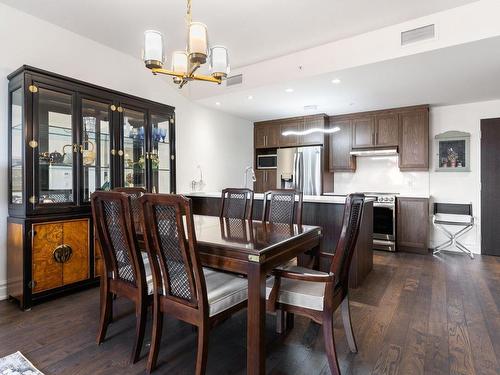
[190,215,322,375]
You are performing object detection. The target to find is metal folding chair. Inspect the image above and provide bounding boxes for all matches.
[432,202,474,259]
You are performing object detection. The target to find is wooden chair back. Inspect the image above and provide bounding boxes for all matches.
[330,193,365,294]
[262,189,303,225]
[220,188,254,220]
[139,194,207,312]
[114,187,147,232]
[91,191,146,292]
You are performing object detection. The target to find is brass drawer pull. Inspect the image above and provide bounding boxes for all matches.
[53,244,73,263]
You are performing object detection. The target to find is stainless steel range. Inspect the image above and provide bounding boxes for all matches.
[364,192,397,252]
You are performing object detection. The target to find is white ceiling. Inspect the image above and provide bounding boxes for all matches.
[196,36,500,121]
[0,0,478,68]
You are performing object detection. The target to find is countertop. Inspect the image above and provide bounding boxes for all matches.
[324,192,431,199]
[182,191,375,204]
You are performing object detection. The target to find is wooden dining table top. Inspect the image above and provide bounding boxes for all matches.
[192,214,321,254]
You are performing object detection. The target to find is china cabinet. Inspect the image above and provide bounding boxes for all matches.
[7,66,176,309]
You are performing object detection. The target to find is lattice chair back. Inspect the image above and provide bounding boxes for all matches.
[91,191,146,290]
[330,193,365,292]
[262,190,303,225]
[139,194,205,308]
[114,187,147,232]
[220,188,254,220]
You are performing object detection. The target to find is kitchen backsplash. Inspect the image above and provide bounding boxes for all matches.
[333,156,430,196]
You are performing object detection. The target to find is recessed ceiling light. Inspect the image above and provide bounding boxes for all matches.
[331,78,341,84]
[285,88,294,93]
[215,101,221,106]
[304,105,318,111]
[247,95,253,100]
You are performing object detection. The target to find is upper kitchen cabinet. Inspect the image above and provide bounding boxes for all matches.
[352,116,375,148]
[399,107,429,170]
[279,117,301,147]
[375,112,399,147]
[301,114,327,145]
[327,118,356,172]
[254,121,280,149]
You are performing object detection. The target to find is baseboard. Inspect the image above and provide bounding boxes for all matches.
[0,279,7,301]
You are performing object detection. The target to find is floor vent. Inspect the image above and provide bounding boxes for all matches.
[226,74,243,86]
[401,24,435,46]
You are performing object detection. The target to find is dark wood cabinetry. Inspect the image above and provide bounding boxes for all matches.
[279,118,300,147]
[352,116,375,148]
[398,108,429,170]
[254,115,326,150]
[327,118,356,172]
[397,197,429,254]
[6,66,176,309]
[375,112,399,147]
[254,122,280,149]
[254,169,276,193]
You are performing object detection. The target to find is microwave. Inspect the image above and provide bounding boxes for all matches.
[257,154,277,169]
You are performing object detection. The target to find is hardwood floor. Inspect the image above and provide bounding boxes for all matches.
[1,251,499,374]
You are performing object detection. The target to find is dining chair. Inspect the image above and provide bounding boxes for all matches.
[262,189,303,225]
[266,193,365,375]
[91,191,153,364]
[220,188,254,220]
[139,193,249,374]
[114,187,147,232]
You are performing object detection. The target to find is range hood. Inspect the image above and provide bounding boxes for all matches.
[349,147,398,157]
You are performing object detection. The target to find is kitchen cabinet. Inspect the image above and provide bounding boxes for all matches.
[399,108,429,170]
[352,113,399,148]
[375,112,399,147]
[327,118,356,172]
[301,115,326,145]
[254,169,276,193]
[279,118,301,147]
[397,197,429,254]
[254,122,280,149]
[352,116,375,148]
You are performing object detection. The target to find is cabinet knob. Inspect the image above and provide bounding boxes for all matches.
[28,140,38,148]
[110,105,116,112]
[117,106,123,113]
[118,150,124,156]
[28,85,38,93]
[111,149,116,156]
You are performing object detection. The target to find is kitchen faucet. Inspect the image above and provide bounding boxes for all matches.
[244,166,256,189]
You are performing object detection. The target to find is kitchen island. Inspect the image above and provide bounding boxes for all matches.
[184,192,373,288]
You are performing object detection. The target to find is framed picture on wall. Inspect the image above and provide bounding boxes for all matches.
[435,131,471,172]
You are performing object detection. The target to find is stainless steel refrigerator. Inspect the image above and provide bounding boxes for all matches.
[276,146,322,195]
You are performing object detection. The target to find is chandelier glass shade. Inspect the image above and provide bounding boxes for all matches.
[143,0,229,88]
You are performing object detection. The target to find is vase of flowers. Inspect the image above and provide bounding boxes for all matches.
[447,147,458,167]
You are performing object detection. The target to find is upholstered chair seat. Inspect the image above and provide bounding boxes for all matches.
[203,268,248,317]
[265,266,332,311]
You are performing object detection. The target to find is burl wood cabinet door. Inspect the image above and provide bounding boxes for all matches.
[399,109,429,170]
[32,219,90,293]
[62,220,89,285]
[328,119,356,171]
[352,116,375,148]
[32,223,64,293]
[375,113,399,147]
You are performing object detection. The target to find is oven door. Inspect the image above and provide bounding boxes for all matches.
[373,204,395,241]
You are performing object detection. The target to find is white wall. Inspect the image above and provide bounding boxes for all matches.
[429,100,500,254]
[0,4,253,299]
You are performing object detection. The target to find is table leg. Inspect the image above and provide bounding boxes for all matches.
[247,262,266,375]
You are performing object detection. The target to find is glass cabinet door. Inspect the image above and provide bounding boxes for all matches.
[10,87,23,205]
[81,98,112,202]
[122,107,146,189]
[35,87,75,205]
[150,113,172,193]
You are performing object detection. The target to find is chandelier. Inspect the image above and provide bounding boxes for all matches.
[143,0,230,89]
